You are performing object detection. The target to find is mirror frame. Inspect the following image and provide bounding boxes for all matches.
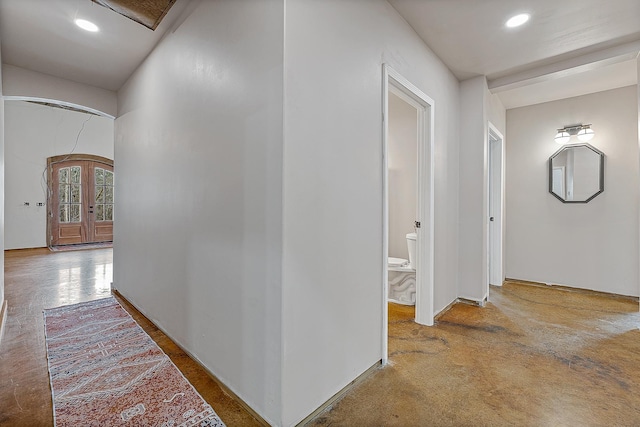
[548,143,604,203]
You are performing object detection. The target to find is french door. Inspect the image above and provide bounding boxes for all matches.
[48,155,114,246]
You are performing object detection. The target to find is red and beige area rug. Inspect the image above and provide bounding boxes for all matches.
[43,297,225,427]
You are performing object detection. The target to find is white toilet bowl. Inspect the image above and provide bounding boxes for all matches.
[388,232,417,305]
[406,232,417,269]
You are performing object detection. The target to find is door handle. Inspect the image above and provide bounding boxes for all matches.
[490,217,494,222]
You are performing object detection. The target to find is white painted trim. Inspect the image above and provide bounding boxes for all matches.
[382,64,436,366]
[382,68,390,364]
[0,300,7,346]
[637,55,640,309]
[487,123,505,293]
[2,95,115,119]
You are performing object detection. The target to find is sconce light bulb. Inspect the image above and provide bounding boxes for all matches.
[554,131,570,145]
[577,127,594,142]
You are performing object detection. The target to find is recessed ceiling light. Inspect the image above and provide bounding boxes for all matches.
[75,19,99,32]
[505,13,530,28]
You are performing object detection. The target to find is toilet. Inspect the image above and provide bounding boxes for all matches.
[388,233,417,305]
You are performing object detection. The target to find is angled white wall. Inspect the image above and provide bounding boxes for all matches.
[0,41,5,309]
[114,0,284,423]
[282,1,460,424]
[506,86,639,296]
[2,65,117,118]
[4,101,113,249]
[114,1,462,424]
[637,56,640,298]
[458,76,506,301]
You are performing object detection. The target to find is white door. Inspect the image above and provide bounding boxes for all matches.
[488,127,504,289]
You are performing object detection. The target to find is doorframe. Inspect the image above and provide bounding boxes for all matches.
[487,123,505,296]
[382,64,435,363]
[47,154,114,246]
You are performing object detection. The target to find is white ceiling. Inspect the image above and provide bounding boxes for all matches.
[0,0,190,91]
[388,0,640,108]
[0,0,638,108]
[389,0,640,80]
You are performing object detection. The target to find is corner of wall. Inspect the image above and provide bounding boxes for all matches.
[0,42,5,309]
[637,55,640,299]
[458,76,489,302]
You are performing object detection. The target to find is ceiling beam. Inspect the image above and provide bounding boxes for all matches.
[488,40,640,93]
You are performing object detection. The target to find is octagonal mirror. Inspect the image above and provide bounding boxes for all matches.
[549,143,604,203]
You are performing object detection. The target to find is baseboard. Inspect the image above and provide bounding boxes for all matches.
[0,300,7,346]
[505,278,640,302]
[434,296,486,322]
[175,347,271,427]
[111,290,270,427]
[434,298,458,320]
[297,361,382,427]
[457,297,486,307]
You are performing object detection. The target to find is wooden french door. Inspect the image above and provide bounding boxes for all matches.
[48,155,114,246]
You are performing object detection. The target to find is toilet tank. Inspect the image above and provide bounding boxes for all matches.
[406,232,417,269]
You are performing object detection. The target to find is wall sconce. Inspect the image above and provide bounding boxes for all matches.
[555,124,594,144]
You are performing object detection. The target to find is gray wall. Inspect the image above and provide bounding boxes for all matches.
[282,0,461,423]
[458,76,507,301]
[388,92,417,260]
[4,101,113,249]
[114,0,284,423]
[506,85,639,296]
[115,0,463,424]
[0,41,5,309]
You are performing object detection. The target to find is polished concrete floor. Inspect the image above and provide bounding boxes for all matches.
[310,282,640,426]
[0,248,260,427]
[2,249,640,426]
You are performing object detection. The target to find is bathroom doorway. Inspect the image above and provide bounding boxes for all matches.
[487,124,505,297]
[382,65,435,363]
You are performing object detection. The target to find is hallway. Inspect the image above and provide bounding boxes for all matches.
[310,282,640,426]
[1,248,639,426]
[0,248,259,426]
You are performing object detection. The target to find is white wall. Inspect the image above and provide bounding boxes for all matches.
[0,41,5,308]
[114,0,284,424]
[506,85,639,296]
[458,76,506,301]
[114,1,461,424]
[2,65,117,118]
[388,92,417,260]
[282,1,460,424]
[637,56,640,298]
[4,101,113,249]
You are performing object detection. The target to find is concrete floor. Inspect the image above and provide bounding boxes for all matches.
[0,248,261,427]
[2,248,639,426]
[309,282,640,426]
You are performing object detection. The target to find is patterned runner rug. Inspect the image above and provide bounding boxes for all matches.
[43,297,225,427]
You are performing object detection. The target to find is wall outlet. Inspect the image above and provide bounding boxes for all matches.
[37,202,45,207]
